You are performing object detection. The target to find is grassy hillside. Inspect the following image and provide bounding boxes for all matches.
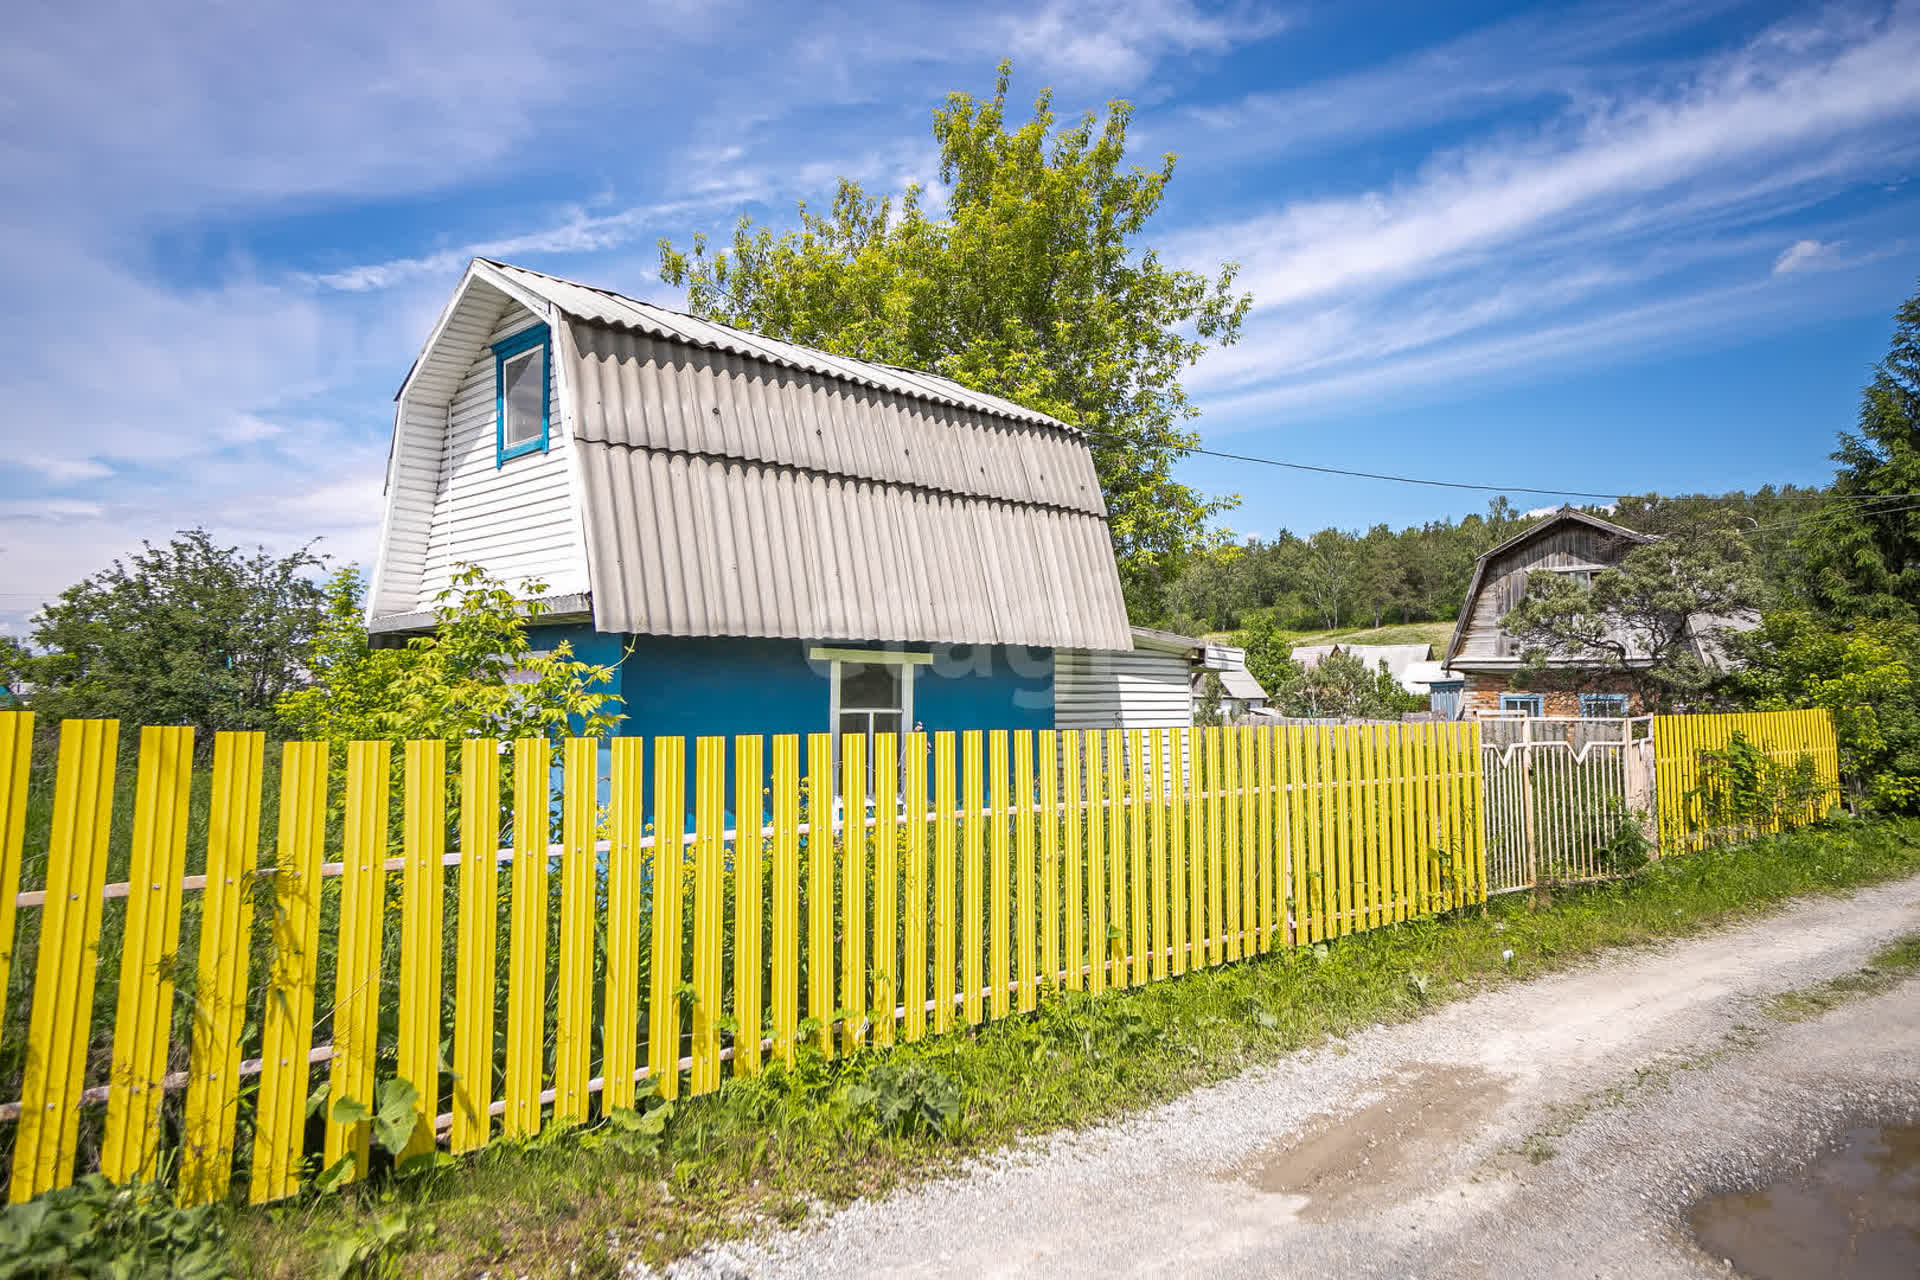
[1206,620,1456,652]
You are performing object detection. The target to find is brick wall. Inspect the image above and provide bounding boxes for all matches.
[1460,671,1643,717]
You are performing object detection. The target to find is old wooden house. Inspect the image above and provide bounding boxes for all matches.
[1442,508,1657,717]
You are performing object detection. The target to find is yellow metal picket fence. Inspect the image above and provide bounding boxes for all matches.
[1652,709,1842,851]
[0,714,1487,1207]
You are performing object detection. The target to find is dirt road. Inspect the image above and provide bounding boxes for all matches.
[671,875,1920,1279]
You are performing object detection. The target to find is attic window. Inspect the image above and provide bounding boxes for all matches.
[493,325,550,465]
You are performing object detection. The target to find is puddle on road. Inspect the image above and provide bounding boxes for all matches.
[1689,1124,1920,1279]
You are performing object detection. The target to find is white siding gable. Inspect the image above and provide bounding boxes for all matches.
[370,278,588,621]
[418,307,584,602]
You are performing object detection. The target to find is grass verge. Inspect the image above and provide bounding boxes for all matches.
[163,820,1920,1276]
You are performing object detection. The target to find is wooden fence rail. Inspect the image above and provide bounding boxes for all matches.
[0,715,1486,1206]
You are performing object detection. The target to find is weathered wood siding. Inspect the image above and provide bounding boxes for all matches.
[1454,524,1638,664]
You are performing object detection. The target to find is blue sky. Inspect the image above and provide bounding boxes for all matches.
[2,0,1918,633]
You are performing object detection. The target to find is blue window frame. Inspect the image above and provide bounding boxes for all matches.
[493,324,551,466]
[1580,693,1629,718]
[1500,693,1543,715]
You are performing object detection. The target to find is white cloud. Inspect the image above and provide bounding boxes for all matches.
[1773,237,1840,273]
[1206,12,1920,312]
[18,456,113,484]
[1163,0,1750,163]
[990,0,1289,84]
[1165,6,1920,428]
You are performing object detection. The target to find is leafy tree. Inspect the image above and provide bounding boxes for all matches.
[1790,279,1920,619]
[1297,529,1359,630]
[277,564,623,752]
[0,636,31,705]
[657,61,1251,624]
[1257,650,1424,720]
[1195,671,1225,727]
[1501,520,1764,710]
[1720,610,1920,813]
[25,529,326,745]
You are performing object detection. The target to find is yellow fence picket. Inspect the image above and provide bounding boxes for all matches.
[249,741,328,1202]
[1175,729,1190,971]
[735,734,766,1074]
[0,712,31,1039]
[1129,731,1149,986]
[1039,730,1061,991]
[11,719,120,1202]
[1084,731,1108,995]
[771,735,802,1063]
[556,739,597,1120]
[451,740,501,1151]
[178,730,263,1206]
[806,732,833,1056]
[101,726,193,1185]
[962,731,985,1023]
[1222,728,1242,963]
[1062,730,1085,990]
[1148,729,1169,980]
[10,721,120,1205]
[988,731,1011,1021]
[323,740,389,1184]
[1206,728,1225,966]
[872,734,899,1047]
[1103,729,1127,988]
[603,738,645,1112]
[902,732,928,1042]
[691,737,725,1094]
[840,733,868,1054]
[650,737,688,1094]
[399,740,447,1158]
[1015,731,1037,1013]
[1170,727,1189,976]
[504,739,549,1134]
[932,732,957,1030]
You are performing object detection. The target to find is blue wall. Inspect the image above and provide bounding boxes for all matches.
[524,627,1054,823]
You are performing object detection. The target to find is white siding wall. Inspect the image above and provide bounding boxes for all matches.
[416,305,587,606]
[1054,648,1194,730]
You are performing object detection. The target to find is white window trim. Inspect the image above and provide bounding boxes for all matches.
[816,648,926,812]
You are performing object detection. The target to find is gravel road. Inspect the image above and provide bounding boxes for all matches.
[664,874,1920,1279]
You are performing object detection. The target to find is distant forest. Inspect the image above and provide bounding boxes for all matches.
[1164,487,1832,637]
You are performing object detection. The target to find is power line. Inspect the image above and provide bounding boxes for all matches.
[1077,426,1920,503]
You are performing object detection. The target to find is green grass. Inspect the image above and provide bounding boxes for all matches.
[1760,929,1920,1022]
[204,818,1920,1280]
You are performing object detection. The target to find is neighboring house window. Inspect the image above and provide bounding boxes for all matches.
[814,648,932,802]
[494,325,550,466]
[1580,693,1629,717]
[1500,693,1543,715]
[1559,569,1595,589]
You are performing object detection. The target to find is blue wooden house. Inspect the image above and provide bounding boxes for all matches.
[368,260,1187,789]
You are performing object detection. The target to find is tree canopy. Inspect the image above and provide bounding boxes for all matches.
[23,529,327,745]
[1789,283,1920,618]
[658,61,1250,623]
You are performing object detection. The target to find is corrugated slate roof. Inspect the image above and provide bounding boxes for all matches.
[479,259,1131,649]
[486,259,1072,434]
